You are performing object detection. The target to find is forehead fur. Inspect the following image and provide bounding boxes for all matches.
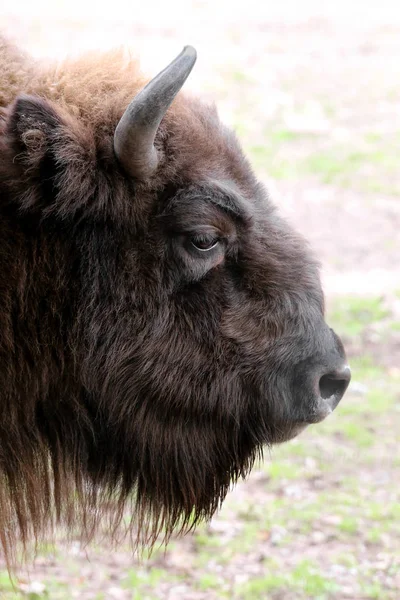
[0,35,256,196]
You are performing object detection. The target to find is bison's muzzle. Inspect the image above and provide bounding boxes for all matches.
[291,327,351,427]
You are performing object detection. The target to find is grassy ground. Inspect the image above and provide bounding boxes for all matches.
[1,3,400,598]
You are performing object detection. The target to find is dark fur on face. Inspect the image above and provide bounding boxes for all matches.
[0,36,348,566]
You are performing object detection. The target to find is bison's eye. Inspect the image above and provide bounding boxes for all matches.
[190,234,220,252]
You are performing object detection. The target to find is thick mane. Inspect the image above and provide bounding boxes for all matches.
[0,35,259,568]
[0,210,259,567]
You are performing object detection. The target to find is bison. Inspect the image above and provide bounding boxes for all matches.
[0,35,350,565]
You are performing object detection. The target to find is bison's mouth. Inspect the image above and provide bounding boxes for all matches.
[271,421,309,444]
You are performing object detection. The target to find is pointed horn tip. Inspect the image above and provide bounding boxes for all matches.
[114,44,197,180]
[182,45,197,62]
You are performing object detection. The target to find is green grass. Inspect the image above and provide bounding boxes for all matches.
[328,295,390,338]
[239,571,287,598]
[239,559,337,599]
[242,117,400,194]
[197,573,220,590]
[266,461,301,481]
[0,571,15,593]
[291,560,338,596]
[123,567,168,590]
[347,354,385,380]
[0,571,70,599]
[303,152,349,184]
[302,145,398,187]
[338,516,359,534]
[339,421,375,447]
[360,582,391,600]
[270,128,315,143]
[342,387,397,416]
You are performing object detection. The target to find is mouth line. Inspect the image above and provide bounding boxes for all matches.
[275,421,309,443]
[304,389,343,424]
[305,407,333,424]
[272,388,344,443]
[293,401,335,426]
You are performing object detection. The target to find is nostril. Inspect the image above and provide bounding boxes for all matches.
[319,375,346,400]
[319,366,351,403]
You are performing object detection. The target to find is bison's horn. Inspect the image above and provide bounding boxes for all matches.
[114,45,197,180]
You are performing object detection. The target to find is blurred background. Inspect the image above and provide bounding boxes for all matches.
[1,1,399,598]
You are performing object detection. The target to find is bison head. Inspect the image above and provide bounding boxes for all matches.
[0,44,350,558]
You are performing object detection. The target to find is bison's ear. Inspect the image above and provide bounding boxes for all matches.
[6,94,64,159]
[3,95,96,217]
[1,95,70,213]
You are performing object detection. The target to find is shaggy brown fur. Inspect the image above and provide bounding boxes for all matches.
[0,34,348,567]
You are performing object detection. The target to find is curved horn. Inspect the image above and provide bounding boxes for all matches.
[114,45,197,180]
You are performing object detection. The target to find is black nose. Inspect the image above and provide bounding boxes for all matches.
[305,363,351,423]
[319,365,351,412]
[291,327,351,425]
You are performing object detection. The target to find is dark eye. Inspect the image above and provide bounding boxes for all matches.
[190,234,220,252]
